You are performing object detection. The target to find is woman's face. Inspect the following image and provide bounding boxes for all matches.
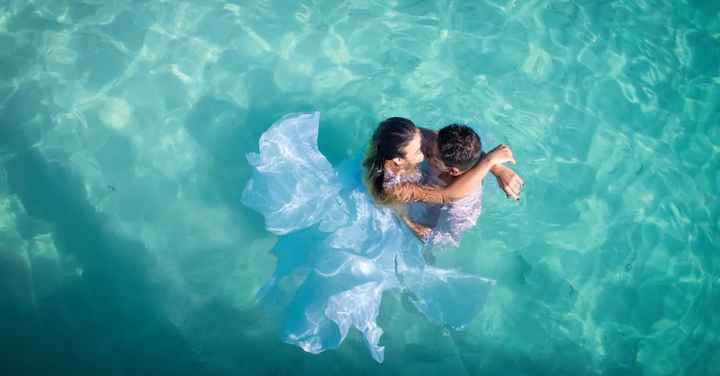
[399,129,424,166]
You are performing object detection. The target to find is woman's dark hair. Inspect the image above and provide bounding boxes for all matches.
[437,124,482,172]
[363,117,417,202]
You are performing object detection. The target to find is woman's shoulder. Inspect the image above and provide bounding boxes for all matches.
[382,164,422,188]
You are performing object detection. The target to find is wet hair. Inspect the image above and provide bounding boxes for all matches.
[437,124,482,172]
[363,117,418,202]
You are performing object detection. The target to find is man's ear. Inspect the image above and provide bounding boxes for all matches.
[448,167,462,176]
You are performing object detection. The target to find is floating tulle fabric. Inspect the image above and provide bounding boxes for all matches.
[242,113,348,235]
[241,112,495,363]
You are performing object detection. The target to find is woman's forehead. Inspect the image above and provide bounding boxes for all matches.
[400,133,421,156]
[410,130,422,147]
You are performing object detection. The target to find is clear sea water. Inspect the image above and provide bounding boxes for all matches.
[1,0,718,375]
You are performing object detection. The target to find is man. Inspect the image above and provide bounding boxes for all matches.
[412,124,524,246]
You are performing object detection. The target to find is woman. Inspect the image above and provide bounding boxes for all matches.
[242,112,500,363]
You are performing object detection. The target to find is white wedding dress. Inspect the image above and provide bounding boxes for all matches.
[241,112,495,363]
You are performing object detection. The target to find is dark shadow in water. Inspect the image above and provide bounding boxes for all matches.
[183,67,367,231]
[0,149,210,376]
[183,68,315,235]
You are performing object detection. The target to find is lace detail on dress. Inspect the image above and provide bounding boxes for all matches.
[429,187,483,248]
[412,161,484,247]
[382,167,422,188]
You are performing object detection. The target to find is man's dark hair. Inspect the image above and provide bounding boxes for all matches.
[437,124,482,172]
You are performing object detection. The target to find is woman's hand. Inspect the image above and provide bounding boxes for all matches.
[487,144,516,166]
[436,144,517,202]
[492,165,524,201]
[412,223,432,242]
[400,213,432,242]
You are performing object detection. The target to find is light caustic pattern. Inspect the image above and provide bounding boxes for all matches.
[0,0,718,375]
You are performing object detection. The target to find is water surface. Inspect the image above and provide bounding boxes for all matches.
[1,1,718,375]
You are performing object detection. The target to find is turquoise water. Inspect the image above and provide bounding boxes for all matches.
[1,0,718,375]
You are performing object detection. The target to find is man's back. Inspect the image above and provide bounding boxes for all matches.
[423,161,484,247]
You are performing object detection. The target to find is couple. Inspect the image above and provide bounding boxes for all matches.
[364,117,523,247]
[242,112,522,363]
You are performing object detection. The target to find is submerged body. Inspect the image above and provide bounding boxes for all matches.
[421,167,485,248]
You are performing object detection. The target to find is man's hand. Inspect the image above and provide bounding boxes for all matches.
[491,165,524,201]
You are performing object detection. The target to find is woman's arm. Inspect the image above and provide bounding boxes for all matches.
[440,144,514,199]
[400,213,432,242]
[391,203,432,242]
[386,144,515,204]
[490,164,524,200]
